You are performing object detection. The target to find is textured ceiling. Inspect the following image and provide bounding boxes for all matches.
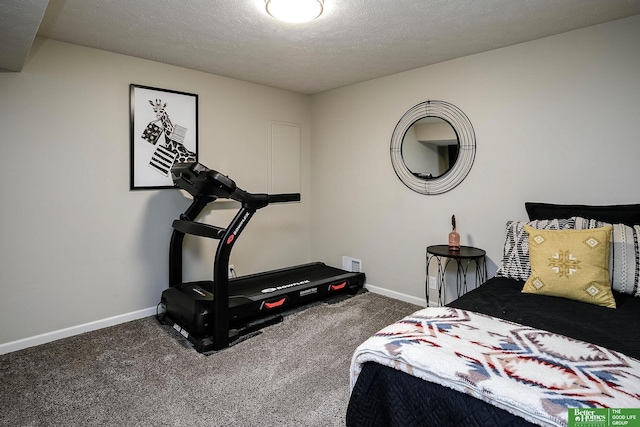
[2,0,640,94]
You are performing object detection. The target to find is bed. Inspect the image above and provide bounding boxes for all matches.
[347,203,640,427]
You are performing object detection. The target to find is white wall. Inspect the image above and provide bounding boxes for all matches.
[3,15,639,348]
[309,16,640,305]
[0,38,312,345]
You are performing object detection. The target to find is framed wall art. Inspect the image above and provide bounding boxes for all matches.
[130,84,198,190]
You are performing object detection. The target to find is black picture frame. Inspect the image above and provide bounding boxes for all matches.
[130,84,198,190]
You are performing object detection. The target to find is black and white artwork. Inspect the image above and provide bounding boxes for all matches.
[130,84,198,189]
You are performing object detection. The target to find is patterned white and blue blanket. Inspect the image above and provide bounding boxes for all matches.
[350,307,640,427]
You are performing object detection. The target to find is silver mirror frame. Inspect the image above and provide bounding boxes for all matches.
[390,100,476,195]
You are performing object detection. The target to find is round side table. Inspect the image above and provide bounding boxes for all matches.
[426,245,487,306]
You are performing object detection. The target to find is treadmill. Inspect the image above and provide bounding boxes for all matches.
[158,161,365,353]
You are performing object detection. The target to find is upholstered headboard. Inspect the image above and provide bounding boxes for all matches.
[525,202,640,227]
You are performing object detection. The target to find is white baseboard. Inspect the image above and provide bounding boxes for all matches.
[364,283,428,307]
[0,306,160,356]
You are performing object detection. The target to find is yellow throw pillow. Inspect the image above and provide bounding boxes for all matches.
[522,225,616,308]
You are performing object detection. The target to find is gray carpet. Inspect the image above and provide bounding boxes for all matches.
[0,292,420,426]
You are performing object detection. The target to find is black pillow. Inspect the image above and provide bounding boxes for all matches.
[525,202,640,227]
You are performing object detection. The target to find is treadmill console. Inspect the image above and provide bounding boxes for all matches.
[171,162,236,199]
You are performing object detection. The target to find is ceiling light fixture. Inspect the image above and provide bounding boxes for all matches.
[265,0,324,23]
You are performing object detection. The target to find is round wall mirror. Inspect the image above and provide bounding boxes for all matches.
[390,100,476,195]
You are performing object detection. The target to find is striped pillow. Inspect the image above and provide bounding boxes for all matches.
[495,218,575,281]
[573,217,640,297]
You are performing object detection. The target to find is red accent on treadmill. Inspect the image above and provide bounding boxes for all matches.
[226,235,235,244]
[330,282,347,291]
[264,298,287,309]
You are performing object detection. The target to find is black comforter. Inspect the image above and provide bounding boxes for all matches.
[347,277,640,427]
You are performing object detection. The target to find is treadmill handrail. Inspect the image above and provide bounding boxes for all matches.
[268,193,301,204]
[172,219,226,240]
[229,189,301,210]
